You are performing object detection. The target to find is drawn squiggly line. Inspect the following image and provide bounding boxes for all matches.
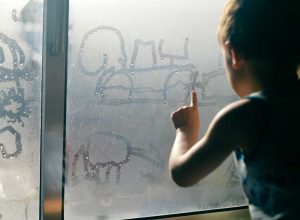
[0,86,30,126]
[0,126,22,159]
[0,33,25,69]
[71,131,163,184]
[0,33,33,126]
[158,38,189,65]
[0,33,36,159]
[131,40,157,68]
[77,26,127,75]
[77,26,236,105]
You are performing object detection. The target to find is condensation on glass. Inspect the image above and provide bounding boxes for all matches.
[65,0,247,219]
[0,0,43,219]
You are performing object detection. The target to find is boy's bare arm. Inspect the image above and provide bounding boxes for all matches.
[170,91,200,154]
[169,92,266,187]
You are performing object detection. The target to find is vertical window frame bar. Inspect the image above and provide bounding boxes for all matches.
[40,0,69,219]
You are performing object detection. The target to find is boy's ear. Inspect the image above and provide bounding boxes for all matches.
[224,41,245,70]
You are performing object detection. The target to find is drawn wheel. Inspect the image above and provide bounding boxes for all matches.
[163,69,195,104]
[98,72,134,103]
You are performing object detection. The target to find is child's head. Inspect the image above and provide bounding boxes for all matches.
[218,0,300,75]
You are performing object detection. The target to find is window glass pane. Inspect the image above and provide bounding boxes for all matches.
[0,0,43,219]
[65,0,247,219]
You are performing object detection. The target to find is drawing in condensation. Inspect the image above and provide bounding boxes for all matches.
[70,26,238,185]
[77,26,236,106]
[0,33,35,159]
[71,131,164,185]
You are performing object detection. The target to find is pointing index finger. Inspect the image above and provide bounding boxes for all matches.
[190,90,198,107]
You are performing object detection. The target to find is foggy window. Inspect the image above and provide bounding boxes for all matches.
[0,0,43,219]
[0,1,248,219]
[65,0,246,219]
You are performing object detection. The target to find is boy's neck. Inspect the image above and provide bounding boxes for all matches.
[249,61,298,91]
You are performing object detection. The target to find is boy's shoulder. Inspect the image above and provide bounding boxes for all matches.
[211,98,269,153]
[216,96,268,123]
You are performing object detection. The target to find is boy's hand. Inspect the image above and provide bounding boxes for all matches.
[171,91,200,141]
